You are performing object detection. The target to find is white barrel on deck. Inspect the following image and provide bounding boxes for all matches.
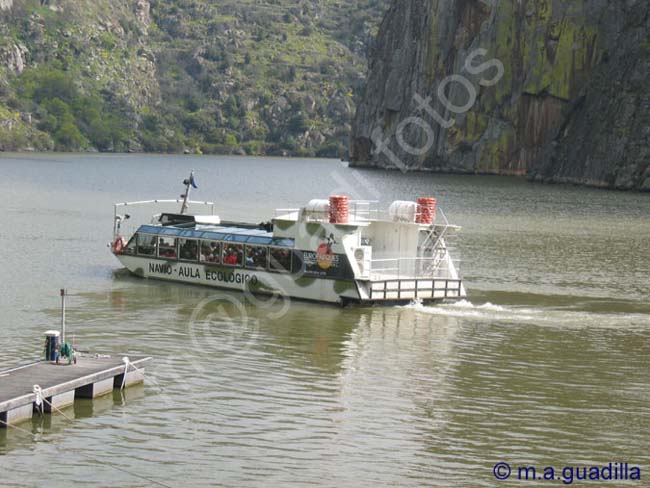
[388,201,418,223]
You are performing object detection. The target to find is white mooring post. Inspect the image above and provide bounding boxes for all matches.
[60,288,66,344]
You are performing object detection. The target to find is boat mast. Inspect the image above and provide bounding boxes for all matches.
[180,170,194,215]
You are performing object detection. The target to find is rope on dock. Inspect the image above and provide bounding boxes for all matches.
[2,388,175,488]
[62,449,175,488]
[120,357,146,390]
[120,357,130,390]
[33,385,43,415]
[0,418,34,436]
[33,385,75,423]
[0,359,43,376]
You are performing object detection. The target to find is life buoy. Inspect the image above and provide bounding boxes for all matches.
[112,236,127,254]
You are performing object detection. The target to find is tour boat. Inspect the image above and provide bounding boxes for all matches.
[111,172,466,305]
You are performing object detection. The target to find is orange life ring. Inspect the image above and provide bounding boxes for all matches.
[112,236,127,254]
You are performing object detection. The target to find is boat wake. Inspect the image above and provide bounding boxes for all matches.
[403,299,535,320]
[402,299,650,329]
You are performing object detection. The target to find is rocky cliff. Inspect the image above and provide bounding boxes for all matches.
[350,0,650,191]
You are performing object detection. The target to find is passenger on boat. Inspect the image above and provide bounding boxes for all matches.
[254,248,266,267]
[224,247,239,265]
[209,242,220,262]
[180,240,198,260]
[200,243,212,262]
[159,237,177,258]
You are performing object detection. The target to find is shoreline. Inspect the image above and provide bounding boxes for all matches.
[2,150,648,193]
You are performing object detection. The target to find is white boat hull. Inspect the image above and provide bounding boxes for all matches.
[116,255,466,305]
[117,255,362,304]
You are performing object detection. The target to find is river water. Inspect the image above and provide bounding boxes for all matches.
[0,153,649,487]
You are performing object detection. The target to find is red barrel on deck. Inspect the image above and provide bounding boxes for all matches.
[416,197,437,224]
[329,195,350,224]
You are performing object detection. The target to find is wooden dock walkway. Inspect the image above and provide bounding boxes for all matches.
[0,356,151,427]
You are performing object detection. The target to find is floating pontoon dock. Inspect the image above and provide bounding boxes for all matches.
[0,356,151,428]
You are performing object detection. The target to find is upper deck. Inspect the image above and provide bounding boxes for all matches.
[135,223,295,248]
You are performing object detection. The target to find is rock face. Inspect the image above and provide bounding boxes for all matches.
[135,0,151,27]
[0,0,12,11]
[531,1,650,190]
[3,43,27,74]
[350,0,650,190]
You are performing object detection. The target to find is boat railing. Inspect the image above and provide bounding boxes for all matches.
[113,199,216,240]
[368,256,462,281]
[351,201,448,224]
[348,200,381,222]
[274,208,301,220]
[274,200,383,223]
[273,201,457,227]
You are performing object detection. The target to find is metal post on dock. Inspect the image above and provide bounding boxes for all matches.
[60,288,66,344]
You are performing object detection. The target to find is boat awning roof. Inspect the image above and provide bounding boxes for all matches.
[136,224,295,247]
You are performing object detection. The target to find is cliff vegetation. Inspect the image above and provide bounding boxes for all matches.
[0,0,387,156]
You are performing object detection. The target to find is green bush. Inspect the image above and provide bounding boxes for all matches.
[13,66,134,151]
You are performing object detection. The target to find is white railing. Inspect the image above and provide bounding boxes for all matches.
[274,201,380,223]
[369,256,462,281]
[273,200,457,226]
[348,200,381,222]
[274,201,383,223]
[274,208,301,220]
[113,199,216,240]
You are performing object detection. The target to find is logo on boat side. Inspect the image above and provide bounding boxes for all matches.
[316,243,335,270]
[316,234,337,270]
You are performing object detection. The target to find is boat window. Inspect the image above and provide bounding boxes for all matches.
[123,236,137,255]
[271,238,295,248]
[247,236,273,245]
[158,236,177,259]
[136,234,157,256]
[201,232,225,241]
[180,230,203,239]
[139,225,161,235]
[179,239,199,262]
[245,245,268,270]
[270,248,292,273]
[224,234,249,243]
[200,241,221,264]
[222,243,244,267]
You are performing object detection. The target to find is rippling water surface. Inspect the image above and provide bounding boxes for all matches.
[1,154,649,487]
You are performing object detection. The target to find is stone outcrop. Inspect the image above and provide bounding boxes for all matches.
[350,0,650,190]
[135,0,151,27]
[3,43,28,74]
